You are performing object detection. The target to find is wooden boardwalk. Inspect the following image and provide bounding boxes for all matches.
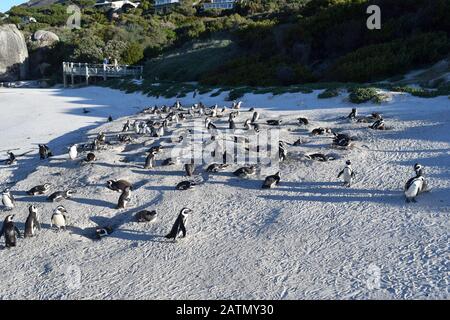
[62,62,144,87]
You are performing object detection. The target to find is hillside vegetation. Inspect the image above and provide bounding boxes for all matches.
[1,0,449,87]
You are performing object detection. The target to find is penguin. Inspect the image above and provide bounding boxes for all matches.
[229,118,236,130]
[148,145,163,154]
[51,205,67,231]
[165,208,193,241]
[414,163,424,176]
[404,170,425,203]
[311,127,332,135]
[244,119,251,130]
[106,179,133,192]
[262,172,281,189]
[95,226,113,239]
[206,163,228,173]
[47,189,75,202]
[135,210,157,223]
[413,163,430,192]
[24,205,41,238]
[0,215,21,248]
[298,117,309,125]
[233,165,256,178]
[176,180,197,190]
[251,111,260,123]
[108,115,113,122]
[5,152,16,165]
[27,183,51,195]
[333,133,352,148]
[293,138,307,146]
[39,144,52,159]
[68,144,78,160]
[97,132,106,144]
[370,118,385,130]
[337,160,355,187]
[2,188,15,210]
[347,108,357,120]
[305,153,335,162]
[85,152,96,163]
[144,150,157,169]
[185,163,195,177]
[267,119,282,126]
[122,120,131,132]
[279,141,288,162]
[117,187,131,209]
[162,157,180,166]
[253,123,261,133]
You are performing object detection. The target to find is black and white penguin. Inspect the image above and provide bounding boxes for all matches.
[251,111,260,123]
[262,172,281,189]
[106,179,133,192]
[162,157,180,166]
[370,118,385,130]
[95,226,113,239]
[206,163,228,173]
[85,152,96,163]
[298,117,309,125]
[311,127,332,135]
[267,119,282,126]
[404,170,425,203]
[144,150,157,169]
[5,152,16,165]
[293,138,308,146]
[176,181,196,190]
[347,108,357,120]
[39,144,53,159]
[47,189,75,202]
[0,215,21,248]
[244,119,251,130]
[279,141,288,162]
[185,163,195,177]
[68,144,78,160]
[117,187,131,209]
[233,165,256,178]
[24,205,41,238]
[2,188,15,210]
[122,120,131,132]
[229,118,236,130]
[165,208,193,241]
[135,210,157,223]
[108,115,113,122]
[337,160,355,187]
[51,205,67,231]
[27,183,51,195]
[333,133,352,148]
[305,153,335,162]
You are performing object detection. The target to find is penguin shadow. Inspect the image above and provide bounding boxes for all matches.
[207,177,263,190]
[145,185,175,192]
[93,161,140,169]
[131,169,184,177]
[15,195,49,203]
[70,197,116,209]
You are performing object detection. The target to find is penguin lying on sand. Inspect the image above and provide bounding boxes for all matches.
[233,165,256,178]
[262,172,281,189]
[107,180,133,192]
[27,183,51,195]
[135,210,157,223]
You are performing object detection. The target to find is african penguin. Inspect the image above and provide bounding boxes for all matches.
[144,150,157,169]
[251,111,260,123]
[47,190,75,202]
[262,172,281,189]
[267,119,282,126]
[5,152,16,165]
[117,187,131,209]
[27,183,51,196]
[206,163,228,173]
[298,117,309,125]
[176,181,196,190]
[106,180,133,192]
[51,205,67,231]
[233,165,256,178]
[0,215,21,248]
[39,144,52,159]
[95,226,113,239]
[337,160,355,187]
[404,170,426,203]
[185,163,195,177]
[68,144,78,160]
[135,210,157,223]
[24,205,41,238]
[2,188,15,210]
[348,108,357,120]
[165,208,193,241]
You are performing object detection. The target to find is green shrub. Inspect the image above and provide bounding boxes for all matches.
[349,87,378,104]
[318,88,339,99]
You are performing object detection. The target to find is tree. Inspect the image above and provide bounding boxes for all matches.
[121,42,144,65]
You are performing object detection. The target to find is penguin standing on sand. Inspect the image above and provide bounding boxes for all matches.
[337,160,355,187]
[185,162,195,177]
[39,144,52,159]
[68,144,78,160]
[51,205,67,231]
[0,215,21,248]
[404,170,426,203]
[122,120,131,132]
[24,205,41,238]
[262,172,281,189]
[5,152,16,165]
[117,187,131,209]
[165,208,193,242]
[279,141,288,162]
[2,188,15,210]
[144,150,157,169]
[348,108,357,120]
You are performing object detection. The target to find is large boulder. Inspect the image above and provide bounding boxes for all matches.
[0,24,29,81]
[33,30,59,47]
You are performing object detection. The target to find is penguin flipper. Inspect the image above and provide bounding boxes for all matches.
[337,170,343,178]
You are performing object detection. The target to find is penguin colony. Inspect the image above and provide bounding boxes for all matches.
[0,101,431,247]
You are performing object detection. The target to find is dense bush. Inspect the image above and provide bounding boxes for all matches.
[349,87,379,104]
[318,88,339,99]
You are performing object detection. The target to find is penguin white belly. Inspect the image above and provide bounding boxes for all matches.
[343,168,353,183]
[52,215,66,228]
[2,196,14,208]
[405,180,422,198]
[69,148,77,160]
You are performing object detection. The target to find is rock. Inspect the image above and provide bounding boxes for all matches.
[0,24,29,82]
[33,30,59,47]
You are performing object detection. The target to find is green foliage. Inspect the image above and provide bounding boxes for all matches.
[318,88,339,99]
[122,42,144,65]
[348,87,379,104]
